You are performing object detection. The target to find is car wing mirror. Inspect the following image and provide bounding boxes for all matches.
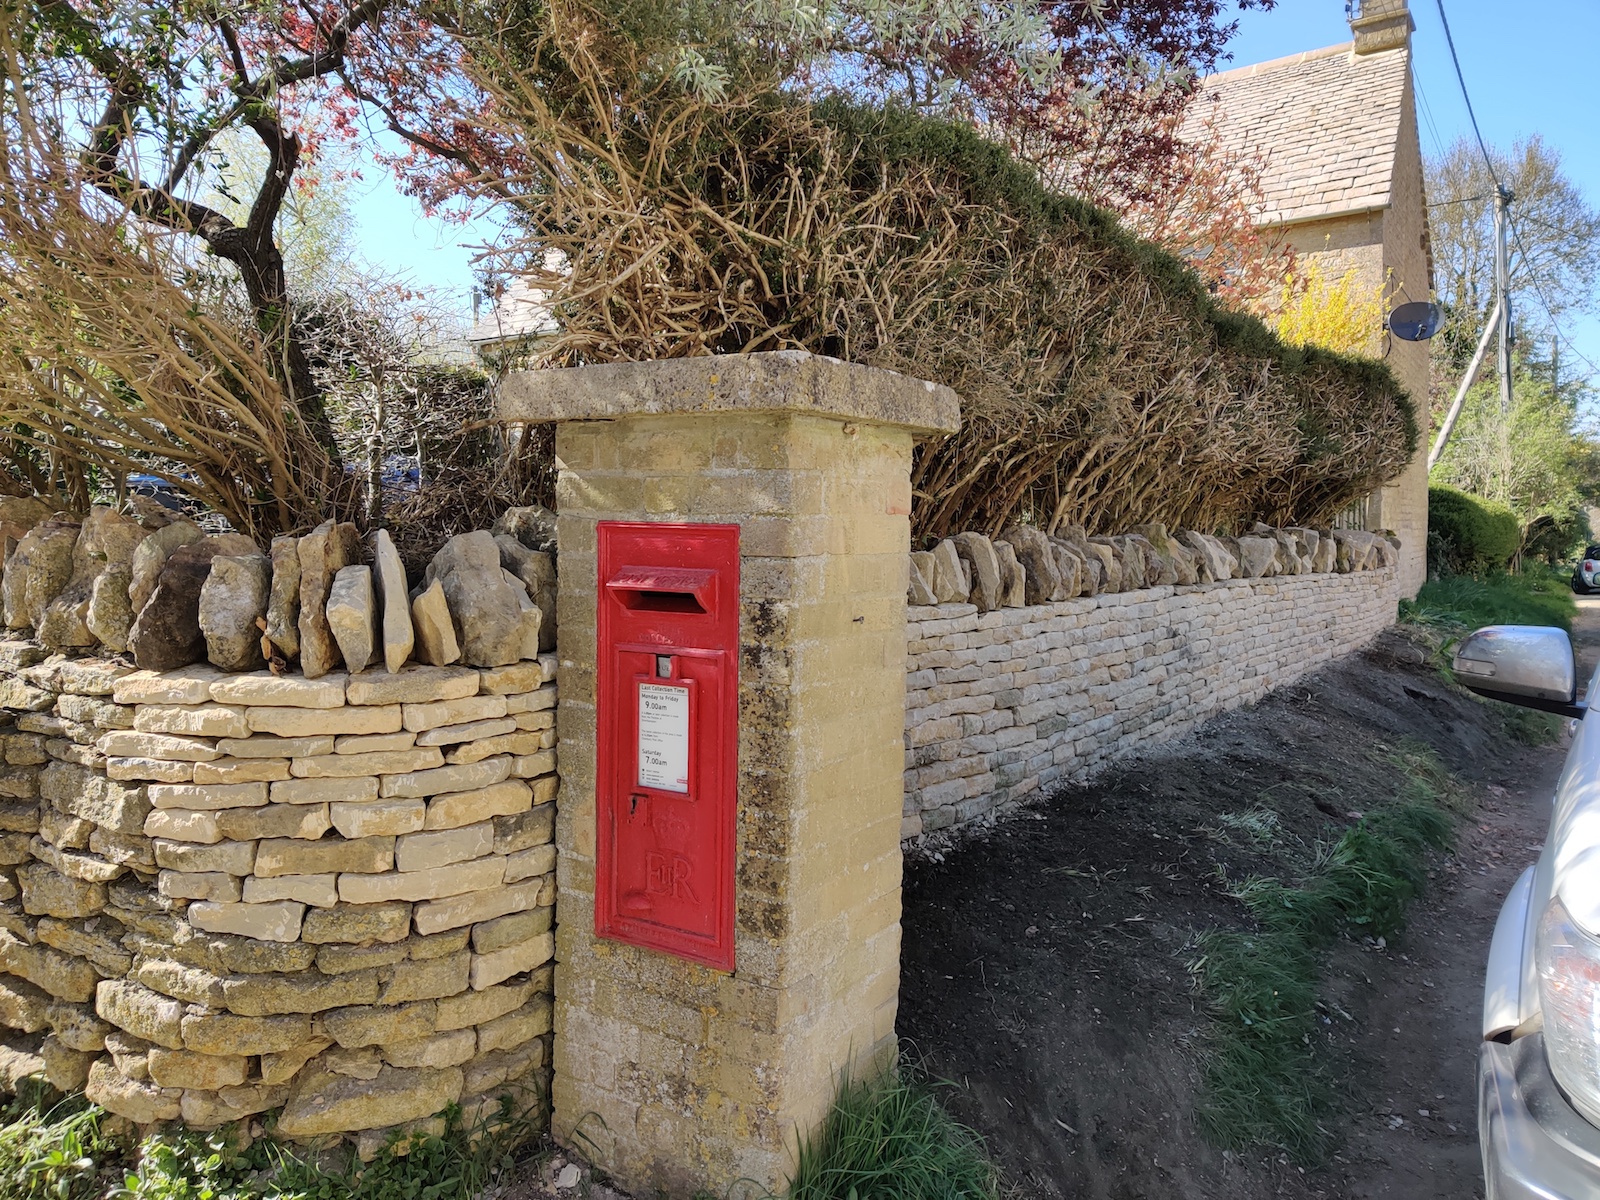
[1453,624,1586,719]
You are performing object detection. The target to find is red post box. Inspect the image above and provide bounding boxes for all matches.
[594,521,739,970]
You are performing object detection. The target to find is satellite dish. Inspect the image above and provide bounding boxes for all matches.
[1388,301,1444,341]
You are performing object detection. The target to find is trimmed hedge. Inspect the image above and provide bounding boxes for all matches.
[1428,485,1521,574]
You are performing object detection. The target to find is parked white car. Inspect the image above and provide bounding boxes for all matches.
[1456,625,1600,1198]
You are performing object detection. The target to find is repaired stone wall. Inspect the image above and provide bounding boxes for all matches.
[0,651,557,1153]
[902,567,1400,837]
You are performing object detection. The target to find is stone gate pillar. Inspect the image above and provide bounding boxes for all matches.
[497,352,959,1197]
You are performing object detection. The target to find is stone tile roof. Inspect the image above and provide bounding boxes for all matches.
[1189,41,1410,226]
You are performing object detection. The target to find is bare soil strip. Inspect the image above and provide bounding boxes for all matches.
[899,625,1570,1199]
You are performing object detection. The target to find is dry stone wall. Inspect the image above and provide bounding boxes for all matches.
[902,567,1399,838]
[0,651,557,1150]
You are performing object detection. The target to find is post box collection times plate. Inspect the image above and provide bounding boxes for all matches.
[595,522,739,971]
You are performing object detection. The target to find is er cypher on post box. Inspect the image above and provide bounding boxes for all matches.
[595,521,739,971]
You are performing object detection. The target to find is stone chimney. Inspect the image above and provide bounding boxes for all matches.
[1349,0,1413,54]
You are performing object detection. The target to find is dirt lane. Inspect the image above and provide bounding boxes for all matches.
[898,615,1581,1199]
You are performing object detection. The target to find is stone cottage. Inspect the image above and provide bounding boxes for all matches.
[1192,0,1433,598]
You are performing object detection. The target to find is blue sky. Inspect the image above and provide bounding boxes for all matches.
[1225,0,1600,382]
[348,0,1600,380]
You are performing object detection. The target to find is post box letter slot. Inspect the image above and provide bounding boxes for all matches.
[606,565,714,613]
[596,523,738,971]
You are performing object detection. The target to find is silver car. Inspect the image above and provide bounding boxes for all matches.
[1456,625,1600,1197]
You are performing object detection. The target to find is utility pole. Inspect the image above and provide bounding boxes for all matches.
[1495,184,1515,414]
[1429,184,1517,468]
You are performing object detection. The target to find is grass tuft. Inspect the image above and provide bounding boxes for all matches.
[1400,568,1576,637]
[1192,751,1456,1162]
[788,1065,1000,1200]
[0,1089,538,1200]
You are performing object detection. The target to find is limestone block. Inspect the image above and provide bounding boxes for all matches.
[85,1057,181,1123]
[127,519,203,614]
[40,1035,95,1092]
[415,717,518,748]
[220,969,379,1016]
[216,734,334,760]
[37,809,91,851]
[260,1040,333,1085]
[461,1037,545,1098]
[153,839,256,875]
[145,808,223,843]
[1235,536,1278,579]
[425,780,533,831]
[493,805,555,855]
[396,823,494,873]
[477,662,543,696]
[242,873,339,908]
[86,564,136,652]
[509,751,555,779]
[504,844,556,884]
[433,978,531,1031]
[445,735,521,765]
[1312,532,1338,574]
[247,704,402,738]
[337,856,504,905]
[134,960,226,1009]
[199,553,271,672]
[192,758,292,784]
[927,539,969,604]
[45,999,112,1052]
[0,931,99,1002]
[333,732,417,755]
[492,505,556,555]
[276,1061,464,1138]
[4,518,79,630]
[401,695,507,735]
[264,535,302,659]
[87,829,154,873]
[0,497,51,548]
[42,760,151,833]
[28,837,125,883]
[0,976,50,1033]
[949,532,1002,612]
[347,664,480,707]
[35,921,128,979]
[158,871,241,903]
[272,776,380,806]
[382,1028,476,1070]
[991,541,1026,607]
[253,835,393,878]
[96,980,185,1049]
[189,899,305,942]
[494,533,557,654]
[426,532,528,668]
[288,749,443,779]
[414,877,543,936]
[19,864,106,919]
[147,1047,249,1090]
[373,530,415,674]
[130,536,260,672]
[329,797,425,839]
[378,952,471,1005]
[320,1001,437,1049]
[472,906,553,955]
[210,673,346,709]
[297,520,362,679]
[134,703,249,739]
[470,932,553,991]
[149,782,268,811]
[301,903,412,945]
[215,803,330,842]
[328,564,378,675]
[410,581,461,667]
[475,994,552,1054]
[182,1084,291,1127]
[99,730,220,762]
[1001,526,1061,604]
[380,756,511,800]
[907,552,937,606]
[316,941,410,975]
[181,1011,314,1057]
[109,756,196,783]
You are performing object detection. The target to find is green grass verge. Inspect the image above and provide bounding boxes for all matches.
[1400,567,1576,635]
[0,1092,536,1200]
[787,1065,1001,1200]
[1191,747,1457,1162]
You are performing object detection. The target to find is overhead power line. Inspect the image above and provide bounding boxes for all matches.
[1433,0,1502,192]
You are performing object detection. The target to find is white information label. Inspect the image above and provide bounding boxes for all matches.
[637,683,690,792]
